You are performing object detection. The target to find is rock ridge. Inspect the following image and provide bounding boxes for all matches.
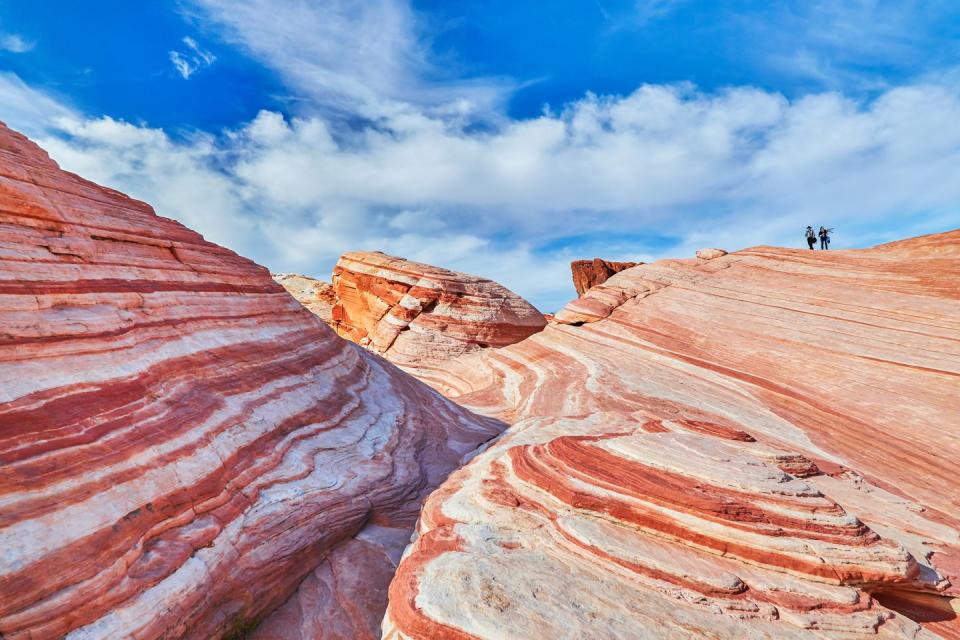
[385,231,960,639]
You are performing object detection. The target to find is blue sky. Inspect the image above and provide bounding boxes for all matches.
[1,1,959,309]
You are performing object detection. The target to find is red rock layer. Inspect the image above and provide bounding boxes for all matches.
[0,123,504,640]
[385,231,960,639]
[273,272,337,327]
[331,251,547,366]
[570,258,640,296]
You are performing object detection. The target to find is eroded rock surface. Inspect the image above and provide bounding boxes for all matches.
[272,273,336,328]
[386,232,960,639]
[570,257,640,296]
[0,123,504,640]
[331,251,547,366]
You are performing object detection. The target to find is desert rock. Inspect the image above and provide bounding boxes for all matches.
[386,232,960,639]
[0,123,504,640]
[570,258,640,295]
[273,272,337,327]
[331,251,547,366]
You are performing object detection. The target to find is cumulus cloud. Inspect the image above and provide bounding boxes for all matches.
[11,77,955,310]
[169,36,216,79]
[1,0,957,310]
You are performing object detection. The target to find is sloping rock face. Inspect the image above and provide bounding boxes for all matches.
[273,272,336,327]
[331,251,547,366]
[570,258,640,296]
[0,123,504,639]
[385,232,960,639]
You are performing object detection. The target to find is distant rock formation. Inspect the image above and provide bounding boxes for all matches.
[273,272,336,327]
[0,122,503,640]
[696,247,727,260]
[386,231,960,639]
[331,251,547,366]
[570,258,640,296]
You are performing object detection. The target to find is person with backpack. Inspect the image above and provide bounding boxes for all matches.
[819,226,832,249]
[805,226,816,249]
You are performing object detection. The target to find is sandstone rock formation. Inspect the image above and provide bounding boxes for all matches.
[696,247,727,260]
[273,272,336,327]
[0,123,504,640]
[331,251,547,366]
[570,257,640,295]
[386,232,960,638]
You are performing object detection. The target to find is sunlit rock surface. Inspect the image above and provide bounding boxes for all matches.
[0,123,504,640]
[331,251,547,366]
[570,258,640,296]
[386,232,960,639]
[272,273,336,328]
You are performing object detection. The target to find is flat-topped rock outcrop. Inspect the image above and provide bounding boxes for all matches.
[331,251,547,366]
[0,123,504,640]
[570,257,640,296]
[386,231,960,639]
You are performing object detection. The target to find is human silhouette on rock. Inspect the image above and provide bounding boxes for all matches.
[805,226,816,250]
[819,226,832,249]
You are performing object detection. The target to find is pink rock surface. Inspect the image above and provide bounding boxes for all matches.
[331,251,547,366]
[570,258,640,296]
[273,273,337,328]
[0,123,504,639]
[386,231,960,639]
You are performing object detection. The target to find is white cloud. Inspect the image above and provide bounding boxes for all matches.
[1,0,958,310]
[3,74,951,310]
[169,36,216,79]
[0,33,33,53]
[183,0,514,117]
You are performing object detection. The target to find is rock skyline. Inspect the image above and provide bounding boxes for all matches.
[0,121,957,639]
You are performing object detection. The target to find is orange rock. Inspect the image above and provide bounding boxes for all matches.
[570,258,640,296]
[273,272,337,327]
[386,231,960,639]
[331,251,547,366]
[0,122,504,640]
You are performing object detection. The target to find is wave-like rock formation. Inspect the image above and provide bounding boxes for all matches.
[386,233,960,639]
[273,273,336,328]
[331,251,547,366]
[0,123,504,639]
[570,258,640,296]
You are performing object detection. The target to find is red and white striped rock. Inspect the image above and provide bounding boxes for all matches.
[386,231,960,639]
[273,273,336,328]
[0,123,503,640]
[331,251,547,366]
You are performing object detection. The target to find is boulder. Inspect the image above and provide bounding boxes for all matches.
[331,251,547,366]
[570,258,640,296]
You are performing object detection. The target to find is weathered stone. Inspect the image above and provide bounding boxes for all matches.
[386,233,960,639]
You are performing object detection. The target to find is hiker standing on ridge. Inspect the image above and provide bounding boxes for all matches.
[805,226,816,250]
[819,226,832,250]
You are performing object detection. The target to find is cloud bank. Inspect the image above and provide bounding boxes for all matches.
[1,0,957,309]
[13,77,955,310]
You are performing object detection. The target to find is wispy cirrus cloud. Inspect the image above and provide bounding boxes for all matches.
[182,0,514,118]
[169,36,216,79]
[0,33,34,53]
